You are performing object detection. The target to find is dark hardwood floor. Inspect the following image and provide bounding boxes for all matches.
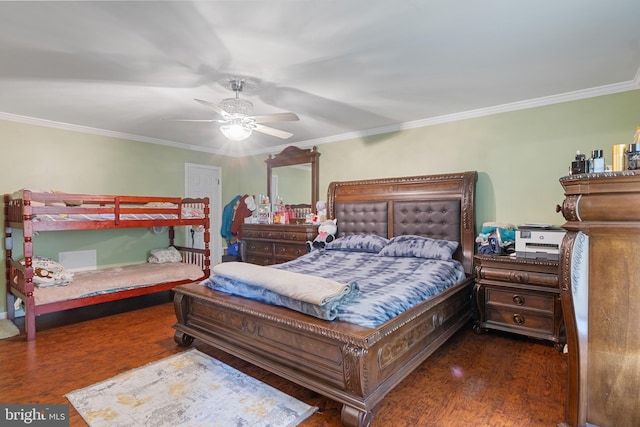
[0,293,567,426]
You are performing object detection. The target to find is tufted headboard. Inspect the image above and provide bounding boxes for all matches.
[327,172,477,275]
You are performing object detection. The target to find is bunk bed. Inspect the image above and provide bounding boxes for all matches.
[173,171,477,427]
[4,190,210,341]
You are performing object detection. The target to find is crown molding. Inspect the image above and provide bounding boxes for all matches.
[304,79,640,149]
[0,112,220,155]
[1,79,639,158]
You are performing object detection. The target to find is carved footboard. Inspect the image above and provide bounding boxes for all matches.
[173,277,474,427]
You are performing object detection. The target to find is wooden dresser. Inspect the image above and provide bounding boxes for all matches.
[473,254,564,349]
[558,171,640,427]
[241,223,318,265]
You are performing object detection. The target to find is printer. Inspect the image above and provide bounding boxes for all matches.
[515,224,566,260]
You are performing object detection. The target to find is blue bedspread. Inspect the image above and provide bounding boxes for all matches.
[204,249,466,328]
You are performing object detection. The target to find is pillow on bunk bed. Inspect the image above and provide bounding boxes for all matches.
[53,191,82,206]
[144,202,177,208]
[148,246,183,264]
[377,235,459,260]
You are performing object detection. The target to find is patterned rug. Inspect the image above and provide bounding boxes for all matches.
[0,319,20,339]
[66,349,317,427]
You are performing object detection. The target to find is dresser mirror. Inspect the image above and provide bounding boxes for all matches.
[266,146,320,211]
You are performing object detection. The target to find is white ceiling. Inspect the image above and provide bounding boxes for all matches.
[1,1,639,157]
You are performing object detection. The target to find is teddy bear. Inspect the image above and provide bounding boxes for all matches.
[306,219,337,252]
[27,256,74,287]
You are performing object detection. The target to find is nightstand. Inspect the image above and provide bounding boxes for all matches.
[473,254,564,350]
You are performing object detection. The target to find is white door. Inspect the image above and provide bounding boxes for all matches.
[185,163,222,265]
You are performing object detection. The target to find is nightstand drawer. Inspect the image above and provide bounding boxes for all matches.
[486,287,555,313]
[478,266,558,287]
[486,307,555,334]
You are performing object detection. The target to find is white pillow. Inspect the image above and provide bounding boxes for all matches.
[148,246,183,264]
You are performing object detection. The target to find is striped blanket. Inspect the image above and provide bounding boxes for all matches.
[204,248,465,327]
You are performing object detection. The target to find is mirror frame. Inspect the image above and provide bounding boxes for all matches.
[266,145,320,210]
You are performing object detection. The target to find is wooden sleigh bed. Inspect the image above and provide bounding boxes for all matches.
[172,171,477,427]
[4,190,210,341]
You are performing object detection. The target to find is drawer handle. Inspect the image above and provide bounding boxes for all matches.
[512,314,525,325]
[278,247,286,254]
[513,295,525,306]
[512,272,528,283]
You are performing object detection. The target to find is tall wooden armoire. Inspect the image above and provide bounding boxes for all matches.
[558,171,640,427]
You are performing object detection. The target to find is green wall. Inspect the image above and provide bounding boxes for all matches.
[317,90,640,227]
[1,89,639,316]
[229,90,640,228]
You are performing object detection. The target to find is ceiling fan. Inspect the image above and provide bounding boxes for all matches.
[183,79,299,141]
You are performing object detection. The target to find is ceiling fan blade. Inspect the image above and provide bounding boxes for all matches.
[253,124,294,139]
[175,119,221,123]
[194,98,229,117]
[252,112,299,123]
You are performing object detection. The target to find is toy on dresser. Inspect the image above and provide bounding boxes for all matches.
[306,200,327,224]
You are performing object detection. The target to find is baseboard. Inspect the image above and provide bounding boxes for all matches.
[0,309,25,319]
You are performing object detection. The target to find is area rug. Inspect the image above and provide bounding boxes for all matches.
[66,349,317,427]
[0,319,20,339]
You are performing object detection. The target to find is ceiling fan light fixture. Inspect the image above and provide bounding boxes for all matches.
[219,117,253,141]
[219,97,253,116]
[190,79,298,141]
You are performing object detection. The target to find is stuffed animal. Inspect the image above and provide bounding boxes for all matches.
[22,256,74,288]
[306,219,337,252]
[311,200,327,223]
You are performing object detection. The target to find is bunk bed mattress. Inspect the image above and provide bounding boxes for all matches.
[31,263,204,305]
[204,247,466,327]
[29,207,204,222]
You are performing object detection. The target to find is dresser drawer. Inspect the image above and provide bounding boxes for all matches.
[243,228,283,239]
[274,243,307,260]
[242,229,264,239]
[241,224,318,265]
[485,287,555,313]
[243,254,275,266]
[244,240,273,256]
[485,307,555,334]
[281,231,313,242]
